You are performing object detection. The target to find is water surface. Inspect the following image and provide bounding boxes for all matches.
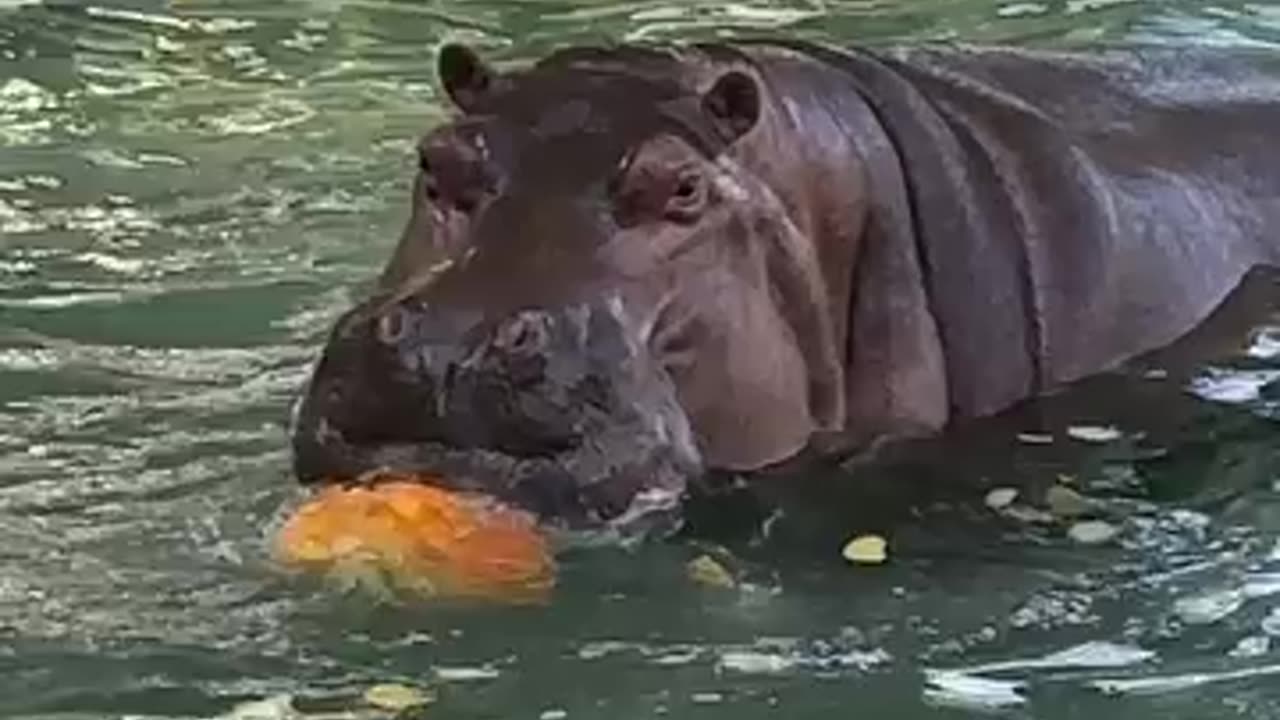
[4,0,1280,718]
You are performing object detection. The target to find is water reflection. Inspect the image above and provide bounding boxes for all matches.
[4,0,1280,718]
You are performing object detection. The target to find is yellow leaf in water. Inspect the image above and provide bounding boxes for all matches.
[687,554,736,589]
[1045,485,1089,518]
[363,683,433,711]
[842,534,888,565]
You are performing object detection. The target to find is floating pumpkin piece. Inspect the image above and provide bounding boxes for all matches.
[1045,484,1090,518]
[362,682,434,711]
[842,534,888,565]
[686,554,737,589]
[274,475,555,604]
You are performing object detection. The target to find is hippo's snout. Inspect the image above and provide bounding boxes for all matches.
[290,294,702,535]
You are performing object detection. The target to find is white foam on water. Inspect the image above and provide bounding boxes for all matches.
[954,641,1157,676]
[998,2,1051,17]
[923,670,1027,711]
[1174,586,1246,625]
[0,78,58,113]
[717,650,797,675]
[84,5,193,31]
[1229,635,1270,659]
[922,641,1157,711]
[1188,368,1280,404]
[1243,572,1280,599]
[1246,328,1280,359]
[433,665,501,682]
[1090,662,1280,697]
[77,251,146,275]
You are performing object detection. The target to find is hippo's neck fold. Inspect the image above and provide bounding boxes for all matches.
[747,40,1280,423]
[726,40,1032,427]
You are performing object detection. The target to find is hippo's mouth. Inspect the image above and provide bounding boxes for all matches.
[288,328,703,542]
[290,422,696,543]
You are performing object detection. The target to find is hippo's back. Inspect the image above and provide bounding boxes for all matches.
[754,40,1280,417]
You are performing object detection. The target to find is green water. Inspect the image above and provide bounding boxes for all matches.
[5,0,1280,718]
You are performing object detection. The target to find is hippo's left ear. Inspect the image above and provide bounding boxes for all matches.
[438,43,502,112]
[701,71,761,143]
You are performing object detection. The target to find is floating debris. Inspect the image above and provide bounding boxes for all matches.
[690,692,725,705]
[1067,520,1119,545]
[539,710,569,720]
[984,487,1019,511]
[687,554,737,589]
[1045,485,1090,518]
[1066,424,1123,443]
[362,683,433,711]
[842,534,888,565]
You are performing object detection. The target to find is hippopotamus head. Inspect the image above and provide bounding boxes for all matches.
[290,43,847,538]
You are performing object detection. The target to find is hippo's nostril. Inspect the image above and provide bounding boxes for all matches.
[376,306,409,346]
[492,311,551,356]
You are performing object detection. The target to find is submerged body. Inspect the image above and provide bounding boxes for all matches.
[290,38,1280,537]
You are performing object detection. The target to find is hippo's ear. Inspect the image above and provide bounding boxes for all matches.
[438,43,500,112]
[701,71,761,143]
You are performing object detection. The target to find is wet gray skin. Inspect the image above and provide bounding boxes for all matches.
[289,45,773,537]
[291,291,701,537]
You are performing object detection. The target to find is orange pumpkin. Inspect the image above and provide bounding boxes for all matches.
[274,474,555,604]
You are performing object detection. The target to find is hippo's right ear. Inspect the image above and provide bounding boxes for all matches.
[701,70,761,144]
[438,43,501,112]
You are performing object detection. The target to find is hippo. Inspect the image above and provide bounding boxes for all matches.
[289,38,1280,539]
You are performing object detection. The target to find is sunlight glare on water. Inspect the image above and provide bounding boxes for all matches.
[4,0,1280,718]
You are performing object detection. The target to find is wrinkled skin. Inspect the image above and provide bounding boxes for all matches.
[291,39,1280,538]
